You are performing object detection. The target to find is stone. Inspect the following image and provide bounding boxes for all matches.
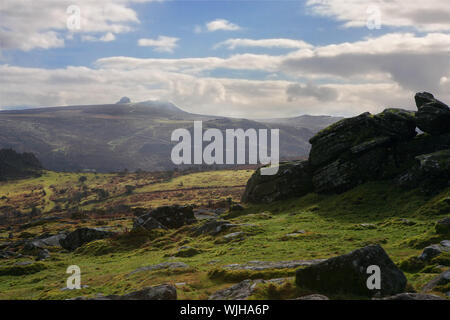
[133,216,167,231]
[209,280,261,300]
[295,245,407,297]
[36,249,50,261]
[419,244,448,261]
[222,232,245,242]
[241,160,313,204]
[192,220,236,236]
[27,233,67,249]
[441,240,450,247]
[436,217,450,235]
[59,228,115,251]
[129,262,190,275]
[422,269,450,292]
[415,92,450,135]
[98,284,177,300]
[223,259,324,271]
[133,205,196,230]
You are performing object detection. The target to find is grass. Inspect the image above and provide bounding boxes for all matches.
[0,170,449,300]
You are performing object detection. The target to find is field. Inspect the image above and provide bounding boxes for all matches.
[0,169,449,300]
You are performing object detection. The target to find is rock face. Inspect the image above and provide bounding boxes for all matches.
[309,109,417,193]
[415,92,450,135]
[295,245,407,297]
[242,160,312,203]
[242,92,450,198]
[59,228,115,251]
[133,205,196,231]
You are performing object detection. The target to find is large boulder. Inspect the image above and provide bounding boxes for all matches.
[241,160,313,203]
[308,109,416,193]
[59,228,115,251]
[133,205,196,230]
[415,92,450,135]
[309,109,416,169]
[295,245,407,297]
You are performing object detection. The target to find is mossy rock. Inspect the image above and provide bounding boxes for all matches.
[399,256,426,273]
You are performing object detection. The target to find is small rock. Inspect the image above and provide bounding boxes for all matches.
[99,284,177,300]
[209,280,261,300]
[192,220,236,236]
[36,249,50,261]
[59,228,115,251]
[223,232,245,241]
[419,244,448,261]
[441,240,450,248]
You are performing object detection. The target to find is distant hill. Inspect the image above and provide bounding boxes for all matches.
[0,101,342,172]
[0,149,42,180]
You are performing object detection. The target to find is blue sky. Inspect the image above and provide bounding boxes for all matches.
[1,0,449,118]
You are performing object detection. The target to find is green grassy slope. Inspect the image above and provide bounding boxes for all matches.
[0,170,448,300]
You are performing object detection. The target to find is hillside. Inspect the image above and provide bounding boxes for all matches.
[0,100,341,172]
[0,149,42,181]
[0,92,448,301]
[0,169,448,300]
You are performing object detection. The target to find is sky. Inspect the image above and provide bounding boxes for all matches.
[0,0,449,118]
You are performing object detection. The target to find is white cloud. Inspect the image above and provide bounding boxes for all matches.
[138,36,179,53]
[81,32,116,42]
[214,38,313,50]
[280,33,450,92]
[205,19,241,32]
[306,0,450,32]
[0,0,160,51]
